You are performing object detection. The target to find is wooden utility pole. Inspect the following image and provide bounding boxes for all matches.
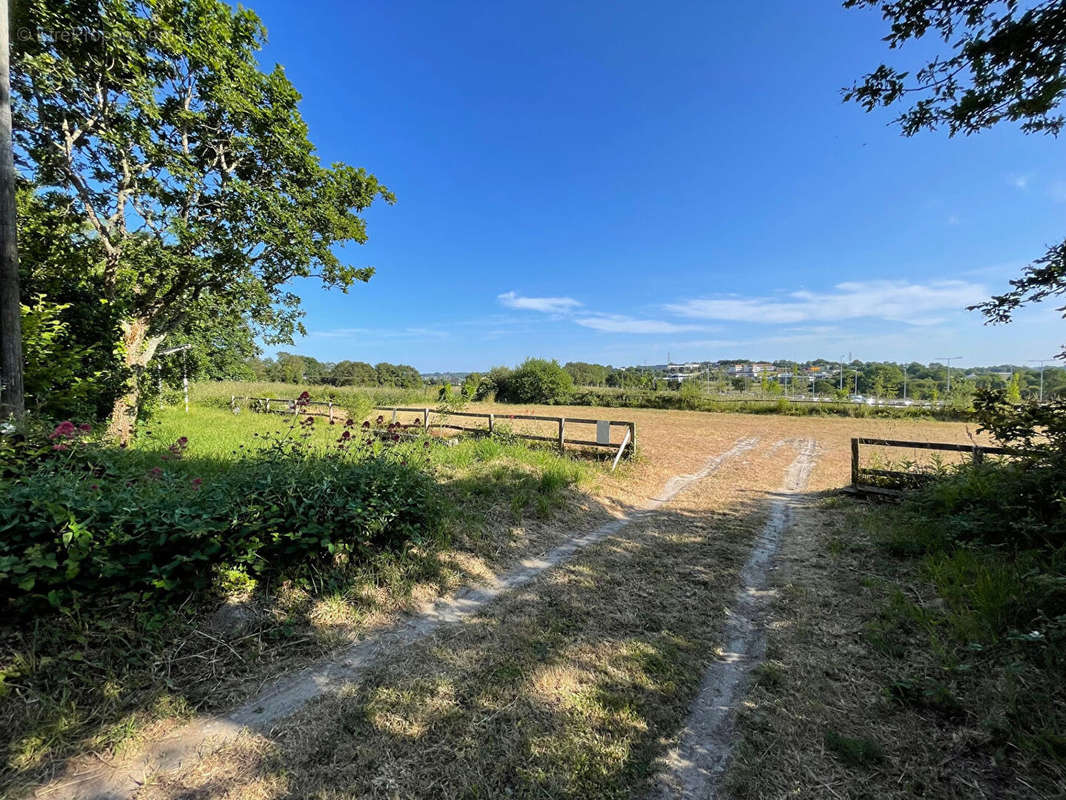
[0,0,23,418]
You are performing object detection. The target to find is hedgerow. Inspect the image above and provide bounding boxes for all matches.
[0,399,444,614]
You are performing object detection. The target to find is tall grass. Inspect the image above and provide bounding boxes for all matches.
[140,403,594,491]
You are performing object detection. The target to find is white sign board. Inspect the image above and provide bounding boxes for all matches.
[596,420,611,445]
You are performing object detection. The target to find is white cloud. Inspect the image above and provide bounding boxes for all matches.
[574,314,708,334]
[664,280,986,326]
[1012,174,1030,190]
[498,290,582,313]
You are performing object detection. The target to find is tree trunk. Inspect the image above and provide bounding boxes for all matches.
[107,317,165,443]
[0,0,24,418]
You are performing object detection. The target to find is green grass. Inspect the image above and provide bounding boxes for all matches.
[824,729,885,767]
[186,379,436,410]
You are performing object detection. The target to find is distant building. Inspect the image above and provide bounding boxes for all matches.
[665,362,703,382]
[727,362,775,379]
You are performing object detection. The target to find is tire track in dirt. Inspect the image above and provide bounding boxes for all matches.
[652,437,820,800]
[36,436,761,800]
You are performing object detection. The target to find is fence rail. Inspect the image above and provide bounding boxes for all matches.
[850,437,1016,494]
[235,396,636,469]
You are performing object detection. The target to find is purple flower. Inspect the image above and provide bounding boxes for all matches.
[49,421,77,440]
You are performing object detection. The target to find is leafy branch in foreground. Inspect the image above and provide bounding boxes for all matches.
[844,1,1066,356]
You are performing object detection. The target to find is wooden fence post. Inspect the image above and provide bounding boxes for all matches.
[489,413,495,434]
[424,407,430,429]
[611,427,632,472]
[328,401,334,423]
[265,399,270,414]
[628,422,636,455]
[851,438,860,487]
[558,417,566,452]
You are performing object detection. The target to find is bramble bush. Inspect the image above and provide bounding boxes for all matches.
[900,389,1066,553]
[0,397,444,613]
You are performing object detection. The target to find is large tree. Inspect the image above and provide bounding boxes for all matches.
[13,0,393,439]
[844,0,1066,356]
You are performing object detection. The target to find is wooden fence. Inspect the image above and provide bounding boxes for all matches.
[850,437,1015,495]
[235,396,636,470]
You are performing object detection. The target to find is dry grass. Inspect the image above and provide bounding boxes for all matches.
[723,497,1064,800]
[463,401,991,501]
[133,440,826,799]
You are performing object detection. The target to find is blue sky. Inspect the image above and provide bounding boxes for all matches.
[248,0,1065,370]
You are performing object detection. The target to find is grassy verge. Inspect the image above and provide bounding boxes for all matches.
[725,494,1066,798]
[0,402,599,797]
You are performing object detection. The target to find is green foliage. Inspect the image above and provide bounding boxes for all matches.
[330,360,378,387]
[975,388,1066,468]
[868,438,1066,777]
[845,0,1066,353]
[374,363,422,388]
[759,377,782,396]
[0,415,444,613]
[844,0,1066,137]
[495,359,574,405]
[460,373,481,400]
[563,361,609,386]
[472,366,511,401]
[20,297,105,419]
[678,379,703,409]
[1006,372,1024,404]
[824,729,884,767]
[14,0,394,431]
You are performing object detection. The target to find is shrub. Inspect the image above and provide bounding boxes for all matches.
[460,373,481,400]
[496,358,574,404]
[678,380,702,409]
[21,296,111,420]
[0,416,444,613]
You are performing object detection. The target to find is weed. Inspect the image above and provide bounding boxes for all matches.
[824,729,885,767]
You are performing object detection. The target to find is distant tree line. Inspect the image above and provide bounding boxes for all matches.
[247,353,422,388]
